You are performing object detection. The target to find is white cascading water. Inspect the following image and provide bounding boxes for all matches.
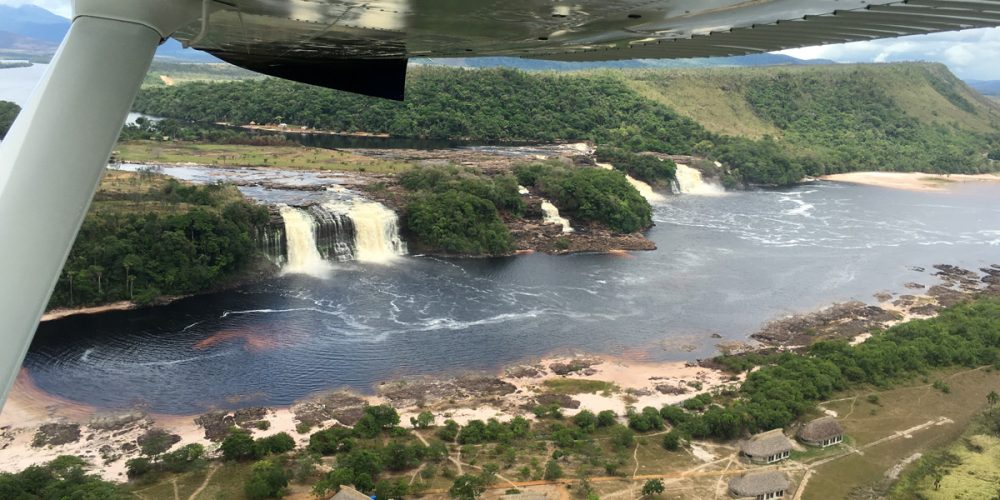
[596,162,666,204]
[322,200,406,263]
[540,200,574,233]
[278,205,333,277]
[674,163,726,196]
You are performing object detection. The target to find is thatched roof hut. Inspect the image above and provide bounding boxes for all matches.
[729,471,791,499]
[797,416,844,447]
[739,429,793,464]
[332,486,371,500]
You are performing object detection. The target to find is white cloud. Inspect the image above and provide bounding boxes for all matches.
[777,27,1000,80]
[0,0,71,18]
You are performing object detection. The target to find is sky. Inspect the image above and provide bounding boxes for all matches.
[3,0,1000,81]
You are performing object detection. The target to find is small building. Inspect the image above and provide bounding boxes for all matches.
[332,486,372,500]
[740,429,792,464]
[797,416,844,447]
[729,471,791,500]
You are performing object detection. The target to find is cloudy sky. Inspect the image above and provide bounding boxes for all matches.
[4,0,1000,80]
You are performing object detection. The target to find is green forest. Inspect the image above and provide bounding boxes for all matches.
[47,173,271,308]
[132,63,1000,186]
[0,100,19,139]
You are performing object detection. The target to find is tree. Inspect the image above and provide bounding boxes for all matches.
[573,410,598,433]
[596,410,617,428]
[244,459,289,499]
[543,460,563,480]
[449,474,487,500]
[641,479,665,497]
[411,411,435,429]
[609,425,635,450]
[662,431,681,452]
[438,419,460,442]
[988,390,999,414]
[221,428,256,461]
[254,432,296,458]
[138,429,178,461]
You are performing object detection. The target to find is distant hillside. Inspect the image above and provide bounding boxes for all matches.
[0,5,68,44]
[134,62,1000,183]
[967,80,1000,96]
[0,5,217,62]
[414,53,836,71]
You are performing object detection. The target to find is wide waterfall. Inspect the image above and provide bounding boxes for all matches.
[278,206,333,277]
[596,162,666,204]
[323,200,407,263]
[540,201,574,233]
[674,164,725,195]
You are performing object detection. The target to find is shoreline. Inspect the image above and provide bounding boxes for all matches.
[820,171,1000,191]
[5,262,997,482]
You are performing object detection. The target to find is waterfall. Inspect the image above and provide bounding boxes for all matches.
[323,200,407,263]
[257,225,287,267]
[596,162,666,204]
[540,200,574,233]
[674,164,725,195]
[278,206,333,277]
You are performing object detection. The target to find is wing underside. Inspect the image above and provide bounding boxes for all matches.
[169,0,1000,97]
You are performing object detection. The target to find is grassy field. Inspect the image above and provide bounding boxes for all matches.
[800,366,1000,499]
[619,63,1000,138]
[89,170,244,216]
[116,141,412,174]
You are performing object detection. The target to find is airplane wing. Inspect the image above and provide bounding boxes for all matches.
[169,0,1000,99]
[2,0,1000,409]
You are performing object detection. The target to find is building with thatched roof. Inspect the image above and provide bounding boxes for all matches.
[729,471,791,499]
[332,486,372,500]
[739,429,792,464]
[797,416,844,447]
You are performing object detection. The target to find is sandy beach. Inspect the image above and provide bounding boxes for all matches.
[821,171,1000,191]
[0,353,736,482]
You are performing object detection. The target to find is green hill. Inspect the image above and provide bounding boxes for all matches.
[132,62,1000,185]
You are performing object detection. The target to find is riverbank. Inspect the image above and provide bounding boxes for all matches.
[6,262,997,482]
[821,171,1000,191]
[0,354,734,482]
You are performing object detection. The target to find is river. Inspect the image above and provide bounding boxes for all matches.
[24,179,1000,413]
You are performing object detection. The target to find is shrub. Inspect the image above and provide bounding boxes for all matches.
[221,429,256,461]
[662,431,682,451]
[641,479,665,497]
[244,459,289,500]
[254,432,296,458]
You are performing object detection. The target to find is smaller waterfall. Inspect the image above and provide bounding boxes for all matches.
[278,205,333,277]
[596,162,666,204]
[674,164,725,196]
[540,200,574,233]
[518,185,530,195]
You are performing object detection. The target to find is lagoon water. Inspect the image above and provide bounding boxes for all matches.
[25,181,1000,413]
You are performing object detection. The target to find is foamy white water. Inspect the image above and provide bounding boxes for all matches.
[596,162,666,204]
[675,164,725,196]
[541,200,574,233]
[322,200,407,263]
[278,205,333,277]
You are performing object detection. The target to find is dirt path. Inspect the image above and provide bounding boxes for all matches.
[172,479,179,500]
[188,464,219,500]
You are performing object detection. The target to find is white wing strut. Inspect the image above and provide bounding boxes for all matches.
[0,1,199,409]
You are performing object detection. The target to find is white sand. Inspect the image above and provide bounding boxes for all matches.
[821,171,1000,192]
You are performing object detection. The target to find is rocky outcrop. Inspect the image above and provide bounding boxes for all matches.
[752,301,901,346]
[32,423,81,447]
